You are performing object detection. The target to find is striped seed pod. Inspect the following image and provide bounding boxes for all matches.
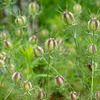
[4,56,12,64]
[0,60,4,67]
[7,64,15,75]
[63,11,74,25]
[15,29,23,38]
[29,35,38,44]
[45,38,57,52]
[12,72,22,83]
[34,46,44,57]
[68,92,78,100]
[29,2,39,15]
[15,16,24,27]
[0,31,8,40]
[22,80,32,92]
[56,38,64,46]
[73,4,82,14]
[54,75,65,87]
[40,29,48,37]
[88,18,99,32]
[0,52,6,59]
[88,44,97,55]
[95,91,100,100]
[36,89,45,100]
[3,40,12,49]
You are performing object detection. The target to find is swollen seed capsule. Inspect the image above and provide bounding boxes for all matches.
[0,60,4,67]
[15,16,24,27]
[54,75,65,87]
[88,44,97,55]
[15,29,23,38]
[88,18,99,32]
[3,40,12,49]
[36,89,45,100]
[0,31,8,40]
[73,4,82,14]
[68,92,78,100]
[45,38,57,52]
[7,64,15,75]
[95,91,100,100]
[63,11,74,25]
[34,46,44,57]
[0,52,6,60]
[12,72,22,83]
[29,2,39,15]
[40,29,48,37]
[29,36,38,44]
[22,81,32,92]
[4,56,12,64]
[56,38,64,46]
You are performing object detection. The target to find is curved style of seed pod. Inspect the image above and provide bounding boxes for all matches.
[68,92,78,100]
[15,29,23,38]
[34,46,44,57]
[45,38,57,52]
[0,31,8,40]
[0,52,6,60]
[73,4,82,14]
[15,16,24,27]
[3,40,12,49]
[12,72,22,83]
[63,11,74,25]
[54,75,65,87]
[35,89,45,100]
[22,80,32,92]
[88,44,97,55]
[4,0,11,3]
[95,91,100,100]
[29,35,38,44]
[0,60,4,67]
[29,2,39,15]
[40,29,48,37]
[88,18,99,32]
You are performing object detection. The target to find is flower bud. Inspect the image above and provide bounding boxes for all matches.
[56,38,64,46]
[88,18,99,32]
[95,91,100,100]
[63,11,74,25]
[0,60,4,67]
[29,2,39,15]
[73,4,82,14]
[68,92,78,100]
[15,29,23,38]
[36,89,45,100]
[22,80,32,92]
[45,38,57,52]
[0,52,6,59]
[54,75,65,87]
[4,56,12,64]
[88,44,97,55]
[34,46,44,57]
[3,40,12,49]
[40,29,48,37]
[12,72,22,83]
[4,0,11,3]
[7,64,15,75]
[15,16,24,27]
[29,35,38,44]
[0,31,8,40]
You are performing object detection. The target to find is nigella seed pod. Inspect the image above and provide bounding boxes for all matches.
[88,18,99,32]
[7,64,15,75]
[15,29,23,38]
[68,92,78,100]
[29,35,38,44]
[45,38,57,52]
[4,56,12,64]
[36,89,45,100]
[0,60,4,67]
[29,2,39,15]
[88,44,97,55]
[54,75,65,87]
[0,31,8,40]
[95,91,100,100]
[73,4,82,14]
[56,38,64,46]
[63,11,74,25]
[22,81,32,92]
[3,40,12,49]
[0,52,6,60]
[12,72,22,83]
[34,46,44,57]
[40,29,48,37]
[15,16,24,27]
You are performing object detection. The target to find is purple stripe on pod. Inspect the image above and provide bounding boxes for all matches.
[14,72,18,80]
[35,2,38,9]
[20,73,22,80]
[88,44,91,53]
[89,18,93,30]
[37,47,42,53]
[64,12,66,19]
[66,11,73,21]
[94,18,98,30]
[53,39,55,49]
[31,3,33,9]
[56,76,61,86]
[59,76,65,84]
